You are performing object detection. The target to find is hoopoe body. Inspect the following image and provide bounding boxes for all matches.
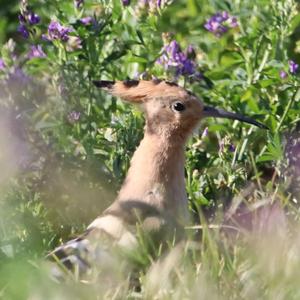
[49,79,267,274]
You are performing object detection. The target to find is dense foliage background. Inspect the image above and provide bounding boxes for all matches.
[1,0,300,298]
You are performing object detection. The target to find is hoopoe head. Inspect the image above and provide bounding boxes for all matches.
[93,79,267,139]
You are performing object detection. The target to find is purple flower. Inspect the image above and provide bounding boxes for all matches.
[18,9,40,26]
[182,57,196,74]
[18,14,26,24]
[280,70,288,79]
[28,11,40,25]
[156,40,201,79]
[219,137,235,154]
[227,16,238,28]
[0,59,5,71]
[289,60,298,74]
[157,0,162,8]
[41,34,51,42]
[28,45,46,59]
[18,24,29,38]
[8,68,31,86]
[204,11,238,37]
[68,111,81,123]
[80,16,93,25]
[201,127,208,138]
[122,0,130,5]
[47,20,72,41]
[228,144,236,153]
[186,44,196,60]
[75,0,84,8]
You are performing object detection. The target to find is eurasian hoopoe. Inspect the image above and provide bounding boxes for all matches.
[48,79,267,275]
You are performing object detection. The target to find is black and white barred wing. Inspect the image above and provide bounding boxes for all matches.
[47,214,137,277]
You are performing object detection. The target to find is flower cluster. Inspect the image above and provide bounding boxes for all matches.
[19,11,40,25]
[219,137,235,154]
[204,11,238,37]
[18,24,29,39]
[46,21,73,42]
[18,2,40,39]
[80,16,94,25]
[28,45,46,59]
[156,40,202,79]
[68,111,81,123]
[0,59,6,71]
[80,16,102,33]
[42,21,82,52]
[135,0,171,15]
[289,60,299,74]
[279,60,299,79]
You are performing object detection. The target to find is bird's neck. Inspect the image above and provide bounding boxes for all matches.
[114,131,189,222]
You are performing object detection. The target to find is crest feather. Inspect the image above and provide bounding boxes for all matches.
[93,80,188,103]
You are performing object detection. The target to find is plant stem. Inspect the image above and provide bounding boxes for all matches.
[276,86,300,132]
[253,45,271,82]
[250,151,262,191]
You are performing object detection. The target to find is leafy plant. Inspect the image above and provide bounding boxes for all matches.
[1,0,300,298]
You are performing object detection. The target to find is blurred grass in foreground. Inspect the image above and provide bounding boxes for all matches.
[1,0,300,298]
[2,202,300,299]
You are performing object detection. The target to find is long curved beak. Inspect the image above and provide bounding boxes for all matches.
[203,106,268,129]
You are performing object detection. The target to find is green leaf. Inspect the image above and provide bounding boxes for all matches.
[136,30,145,45]
[220,51,244,68]
[257,133,283,162]
[259,79,276,88]
[127,55,148,63]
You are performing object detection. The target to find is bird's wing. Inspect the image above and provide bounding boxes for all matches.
[47,214,137,278]
[47,202,184,279]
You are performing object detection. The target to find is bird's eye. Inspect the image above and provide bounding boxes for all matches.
[172,102,186,112]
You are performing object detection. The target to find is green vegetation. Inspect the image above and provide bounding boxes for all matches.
[1,0,300,298]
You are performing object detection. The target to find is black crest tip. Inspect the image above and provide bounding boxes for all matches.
[93,80,115,89]
[123,79,140,88]
[165,81,178,87]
